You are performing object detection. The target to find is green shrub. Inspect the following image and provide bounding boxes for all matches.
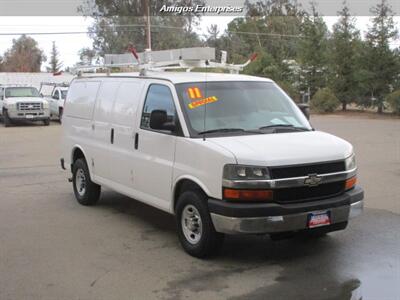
[311,88,340,113]
[386,90,400,114]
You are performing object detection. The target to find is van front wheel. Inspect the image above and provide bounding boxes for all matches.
[3,110,11,127]
[72,158,101,206]
[176,191,224,258]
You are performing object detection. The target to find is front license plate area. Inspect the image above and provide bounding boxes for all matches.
[307,211,331,228]
[25,115,34,119]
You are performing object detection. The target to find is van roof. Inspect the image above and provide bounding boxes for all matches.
[78,72,273,84]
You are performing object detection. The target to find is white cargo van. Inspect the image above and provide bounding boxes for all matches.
[61,72,363,257]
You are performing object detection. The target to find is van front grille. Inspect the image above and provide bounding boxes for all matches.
[17,102,42,111]
[269,161,346,179]
[273,181,346,203]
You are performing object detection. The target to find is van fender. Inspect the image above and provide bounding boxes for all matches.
[70,145,93,176]
[171,175,212,213]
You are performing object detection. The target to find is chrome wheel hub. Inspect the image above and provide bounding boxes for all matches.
[75,169,87,196]
[181,204,202,244]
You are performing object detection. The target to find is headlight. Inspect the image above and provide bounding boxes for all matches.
[223,164,270,180]
[43,101,49,109]
[345,153,356,170]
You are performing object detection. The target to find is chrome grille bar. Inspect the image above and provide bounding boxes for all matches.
[17,102,43,111]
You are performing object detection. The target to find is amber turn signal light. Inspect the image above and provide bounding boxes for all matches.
[345,176,357,190]
[223,188,273,201]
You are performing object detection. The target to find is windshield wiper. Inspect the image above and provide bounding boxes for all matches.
[259,124,310,131]
[198,128,246,135]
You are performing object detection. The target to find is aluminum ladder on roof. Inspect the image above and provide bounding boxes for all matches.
[74,47,256,76]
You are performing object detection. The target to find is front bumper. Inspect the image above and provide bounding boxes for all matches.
[209,186,364,234]
[7,108,50,120]
[8,113,49,121]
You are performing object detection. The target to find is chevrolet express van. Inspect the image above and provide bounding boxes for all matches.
[61,72,364,257]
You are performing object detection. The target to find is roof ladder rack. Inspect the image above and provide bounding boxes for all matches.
[73,47,257,76]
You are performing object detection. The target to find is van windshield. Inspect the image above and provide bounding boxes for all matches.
[5,87,40,98]
[175,81,311,137]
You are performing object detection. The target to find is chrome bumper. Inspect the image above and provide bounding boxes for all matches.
[349,200,363,218]
[8,111,49,119]
[211,200,363,235]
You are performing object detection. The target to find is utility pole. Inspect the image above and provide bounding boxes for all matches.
[142,0,151,50]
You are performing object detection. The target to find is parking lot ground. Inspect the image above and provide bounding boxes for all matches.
[0,115,399,300]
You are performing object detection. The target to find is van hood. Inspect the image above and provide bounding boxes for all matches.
[208,131,353,167]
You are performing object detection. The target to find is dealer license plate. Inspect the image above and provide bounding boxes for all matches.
[307,211,331,228]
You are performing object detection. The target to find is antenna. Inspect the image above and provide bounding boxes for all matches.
[203,60,209,141]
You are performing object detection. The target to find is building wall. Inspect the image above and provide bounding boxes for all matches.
[0,73,75,91]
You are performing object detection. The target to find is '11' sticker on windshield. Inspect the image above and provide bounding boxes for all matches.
[188,96,218,109]
[187,87,203,99]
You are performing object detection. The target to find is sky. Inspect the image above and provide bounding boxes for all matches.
[0,16,398,71]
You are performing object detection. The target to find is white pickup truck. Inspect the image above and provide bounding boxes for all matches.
[0,85,50,127]
[39,82,69,122]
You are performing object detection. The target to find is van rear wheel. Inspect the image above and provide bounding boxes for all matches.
[72,158,101,206]
[176,190,224,258]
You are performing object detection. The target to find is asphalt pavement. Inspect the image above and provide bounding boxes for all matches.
[0,114,399,300]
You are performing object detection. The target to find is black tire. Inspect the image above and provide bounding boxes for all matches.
[43,118,50,126]
[72,158,101,206]
[59,108,63,123]
[176,190,224,258]
[3,110,11,127]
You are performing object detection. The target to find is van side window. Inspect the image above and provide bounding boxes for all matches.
[140,84,176,131]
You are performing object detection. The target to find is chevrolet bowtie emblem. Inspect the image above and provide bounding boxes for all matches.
[304,174,322,186]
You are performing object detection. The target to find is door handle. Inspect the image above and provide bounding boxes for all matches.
[134,133,139,149]
[110,128,114,144]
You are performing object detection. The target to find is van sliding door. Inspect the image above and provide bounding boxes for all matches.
[91,81,120,181]
[108,81,145,189]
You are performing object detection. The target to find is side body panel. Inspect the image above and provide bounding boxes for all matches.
[108,80,145,186]
[62,79,101,177]
[91,80,121,181]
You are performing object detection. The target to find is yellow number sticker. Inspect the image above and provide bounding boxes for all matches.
[188,96,218,109]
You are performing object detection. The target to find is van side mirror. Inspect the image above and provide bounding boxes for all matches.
[150,110,176,132]
[297,103,310,120]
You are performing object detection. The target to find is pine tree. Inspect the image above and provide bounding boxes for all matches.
[298,3,329,98]
[364,0,398,113]
[49,41,62,73]
[331,2,360,110]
